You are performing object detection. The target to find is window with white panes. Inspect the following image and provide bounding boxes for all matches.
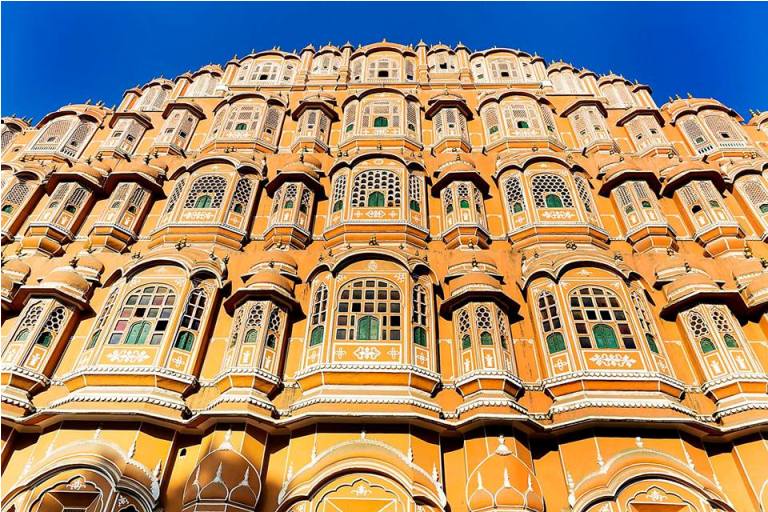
[702,113,746,148]
[569,107,611,147]
[538,291,565,354]
[311,54,340,75]
[569,286,635,349]
[173,288,207,351]
[335,279,402,342]
[678,180,736,232]
[735,176,768,224]
[680,117,715,155]
[308,284,328,346]
[433,107,469,144]
[185,74,220,97]
[102,118,145,155]
[625,116,668,152]
[108,284,176,346]
[612,180,665,233]
[134,86,169,112]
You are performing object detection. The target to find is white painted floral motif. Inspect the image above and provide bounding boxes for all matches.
[107,350,150,363]
[67,478,86,490]
[351,483,371,496]
[589,353,636,368]
[354,346,381,360]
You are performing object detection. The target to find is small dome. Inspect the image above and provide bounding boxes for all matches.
[450,272,502,294]
[281,157,321,178]
[75,253,105,281]
[446,251,498,277]
[3,259,31,278]
[245,270,295,293]
[113,160,164,181]
[44,268,90,296]
[68,162,108,182]
[466,436,545,512]
[244,252,299,281]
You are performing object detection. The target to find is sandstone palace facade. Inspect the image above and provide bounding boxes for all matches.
[2,40,768,512]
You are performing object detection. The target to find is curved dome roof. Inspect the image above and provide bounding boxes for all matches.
[183,447,260,510]
[4,258,31,278]
[44,268,91,296]
[466,436,545,512]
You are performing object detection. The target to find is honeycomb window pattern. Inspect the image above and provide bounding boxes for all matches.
[350,169,401,208]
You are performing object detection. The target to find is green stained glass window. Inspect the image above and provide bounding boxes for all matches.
[357,315,380,341]
[593,324,619,349]
[546,332,566,353]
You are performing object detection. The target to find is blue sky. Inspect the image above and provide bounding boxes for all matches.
[3,2,767,123]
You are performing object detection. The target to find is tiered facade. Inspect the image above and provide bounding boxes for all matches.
[2,41,768,512]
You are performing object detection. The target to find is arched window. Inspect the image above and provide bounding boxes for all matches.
[504,175,526,214]
[570,286,635,349]
[412,284,428,347]
[477,306,493,345]
[362,100,400,130]
[483,107,501,141]
[712,310,739,348]
[163,178,187,218]
[243,303,264,344]
[574,175,596,213]
[737,177,768,217]
[357,316,380,340]
[230,177,253,214]
[408,175,422,213]
[458,309,471,349]
[343,102,357,136]
[688,312,716,354]
[368,191,385,207]
[544,194,560,207]
[299,189,311,214]
[331,175,347,213]
[214,103,263,140]
[174,288,207,351]
[531,174,573,208]
[108,285,176,345]
[457,183,471,209]
[631,291,660,354]
[12,302,44,341]
[125,321,149,345]
[350,169,401,208]
[87,289,119,349]
[309,285,328,346]
[443,188,454,214]
[335,279,401,341]
[283,184,298,209]
[368,58,399,80]
[2,180,30,215]
[497,309,511,350]
[260,106,282,144]
[680,117,714,154]
[184,176,227,209]
[265,308,281,348]
[34,306,66,347]
[538,291,565,354]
